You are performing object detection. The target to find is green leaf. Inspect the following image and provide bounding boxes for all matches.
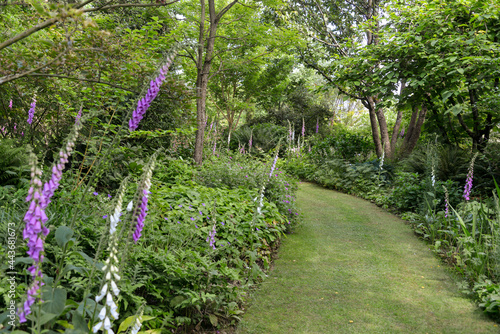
[208,314,218,327]
[170,295,186,308]
[42,288,67,316]
[55,226,74,247]
[441,91,453,102]
[118,315,140,334]
[72,311,89,333]
[38,313,58,326]
[457,68,464,74]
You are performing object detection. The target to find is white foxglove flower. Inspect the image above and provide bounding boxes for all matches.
[130,318,142,334]
[111,280,120,296]
[110,306,119,320]
[127,200,133,211]
[92,321,103,333]
[98,305,107,320]
[96,283,108,302]
[103,316,111,330]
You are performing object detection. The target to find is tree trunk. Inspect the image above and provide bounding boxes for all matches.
[193,0,239,165]
[364,97,383,157]
[401,104,427,157]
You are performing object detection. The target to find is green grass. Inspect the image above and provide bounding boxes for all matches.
[237,183,499,334]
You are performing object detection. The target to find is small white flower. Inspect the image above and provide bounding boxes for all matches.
[127,201,133,211]
[106,272,111,280]
[109,306,119,320]
[96,283,108,302]
[92,321,103,333]
[130,322,141,334]
[111,280,120,296]
[107,328,115,334]
[98,305,107,320]
[103,316,111,330]
[113,273,121,281]
[106,292,114,307]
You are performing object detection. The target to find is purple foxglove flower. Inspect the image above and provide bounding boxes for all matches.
[316,118,319,133]
[463,153,478,201]
[302,118,305,137]
[27,95,36,125]
[9,99,13,108]
[269,153,279,177]
[133,191,149,243]
[75,107,82,124]
[129,55,175,131]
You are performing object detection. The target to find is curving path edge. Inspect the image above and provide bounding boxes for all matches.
[237,183,499,334]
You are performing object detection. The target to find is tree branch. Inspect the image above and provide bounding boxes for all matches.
[215,0,239,22]
[26,73,139,93]
[0,50,69,85]
[82,0,181,13]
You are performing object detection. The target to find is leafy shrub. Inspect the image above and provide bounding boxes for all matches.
[309,131,373,164]
[195,153,299,227]
[230,123,287,154]
[388,172,461,213]
[282,155,315,180]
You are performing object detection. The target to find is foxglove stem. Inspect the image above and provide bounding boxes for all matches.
[76,106,82,124]
[249,131,253,152]
[18,151,46,323]
[302,118,305,137]
[19,116,82,323]
[443,186,449,218]
[27,94,36,125]
[463,153,478,201]
[129,55,175,131]
[316,118,319,133]
[93,235,121,334]
[206,225,217,249]
[131,154,156,243]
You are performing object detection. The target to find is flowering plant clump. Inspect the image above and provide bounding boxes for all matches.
[18,120,81,322]
[129,54,175,131]
[463,153,479,201]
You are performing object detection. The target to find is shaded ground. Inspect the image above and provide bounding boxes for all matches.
[237,183,499,334]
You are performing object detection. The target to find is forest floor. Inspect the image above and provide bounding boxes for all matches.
[235,182,499,334]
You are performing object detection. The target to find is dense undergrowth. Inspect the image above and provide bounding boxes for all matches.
[0,144,299,333]
[283,135,500,320]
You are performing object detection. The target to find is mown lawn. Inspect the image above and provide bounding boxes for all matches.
[237,183,499,334]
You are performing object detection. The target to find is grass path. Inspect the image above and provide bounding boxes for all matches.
[237,183,499,334]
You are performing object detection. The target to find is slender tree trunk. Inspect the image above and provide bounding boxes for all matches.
[364,97,383,157]
[193,0,239,165]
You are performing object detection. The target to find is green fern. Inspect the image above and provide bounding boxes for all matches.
[0,139,29,187]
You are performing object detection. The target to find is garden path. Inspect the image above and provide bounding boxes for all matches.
[237,182,499,334]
